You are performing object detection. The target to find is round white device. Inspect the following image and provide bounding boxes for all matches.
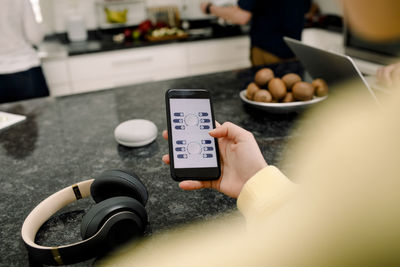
[114,119,158,147]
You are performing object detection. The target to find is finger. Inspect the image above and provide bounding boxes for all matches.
[162,154,170,164]
[179,180,212,191]
[209,122,251,142]
[162,130,168,140]
[377,67,384,83]
[383,65,396,86]
[391,67,400,86]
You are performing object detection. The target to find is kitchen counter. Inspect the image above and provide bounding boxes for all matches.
[39,24,248,58]
[0,62,304,266]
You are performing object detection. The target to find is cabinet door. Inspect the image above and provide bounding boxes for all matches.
[41,59,73,96]
[68,44,188,94]
[188,36,251,75]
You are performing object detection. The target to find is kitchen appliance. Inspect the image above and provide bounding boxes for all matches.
[64,0,88,42]
[147,6,181,28]
[66,13,88,42]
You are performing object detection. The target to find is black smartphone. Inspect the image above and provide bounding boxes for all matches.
[165,89,221,181]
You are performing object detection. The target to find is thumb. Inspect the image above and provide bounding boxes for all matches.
[209,122,250,142]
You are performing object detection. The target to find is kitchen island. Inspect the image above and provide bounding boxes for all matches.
[0,62,304,266]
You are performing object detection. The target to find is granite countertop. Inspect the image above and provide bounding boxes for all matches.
[0,62,305,266]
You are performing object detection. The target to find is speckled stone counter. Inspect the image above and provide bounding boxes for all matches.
[0,62,304,266]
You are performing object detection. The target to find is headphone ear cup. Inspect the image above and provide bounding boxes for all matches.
[91,170,148,206]
[80,196,148,241]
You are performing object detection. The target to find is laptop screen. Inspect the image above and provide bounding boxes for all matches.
[283,36,380,105]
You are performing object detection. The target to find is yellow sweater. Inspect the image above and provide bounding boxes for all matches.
[101,87,400,266]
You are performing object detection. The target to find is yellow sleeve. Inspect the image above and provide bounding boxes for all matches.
[237,166,297,225]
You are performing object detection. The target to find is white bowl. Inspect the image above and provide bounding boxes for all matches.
[239,90,327,114]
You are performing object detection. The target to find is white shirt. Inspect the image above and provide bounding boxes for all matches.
[0,0,43,74]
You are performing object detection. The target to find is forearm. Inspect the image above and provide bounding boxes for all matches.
[237,166,297,225]
[209,5,252,25]
[103,166,298,266]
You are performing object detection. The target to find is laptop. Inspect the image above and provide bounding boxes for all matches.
[283,36,381,105]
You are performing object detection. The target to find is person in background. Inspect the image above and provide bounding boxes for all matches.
[200,0,311,66]
[0,0,49,104]
[101,0,400,265]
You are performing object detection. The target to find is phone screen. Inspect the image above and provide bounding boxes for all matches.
[169,98,218,169]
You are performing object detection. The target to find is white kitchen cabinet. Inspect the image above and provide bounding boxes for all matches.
[41,35,251,96]
[41,58,73,96]
[188,36,251,76]
[68,43,188,94]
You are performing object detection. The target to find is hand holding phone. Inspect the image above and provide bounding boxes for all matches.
[162,121,269,198]
[165,89,221,181]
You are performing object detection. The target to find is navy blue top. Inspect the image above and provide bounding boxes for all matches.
[238,0,311,59]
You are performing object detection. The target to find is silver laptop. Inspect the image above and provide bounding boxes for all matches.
[283,36,381,105]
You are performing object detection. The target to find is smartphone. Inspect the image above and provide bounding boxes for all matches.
[165,89,221,181]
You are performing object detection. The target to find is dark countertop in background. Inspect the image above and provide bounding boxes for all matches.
[44,23,248,57]
[39,23,341,59]
[0,62,305,266]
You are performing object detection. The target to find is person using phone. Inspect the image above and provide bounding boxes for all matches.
[200,0,311,66]
[162,122,271,199]
[103,0,400,265]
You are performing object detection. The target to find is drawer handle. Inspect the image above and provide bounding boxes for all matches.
[112,57,153,66]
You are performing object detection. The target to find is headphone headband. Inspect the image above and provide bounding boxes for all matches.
[22,180,93,250]
[19,179,130,265]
